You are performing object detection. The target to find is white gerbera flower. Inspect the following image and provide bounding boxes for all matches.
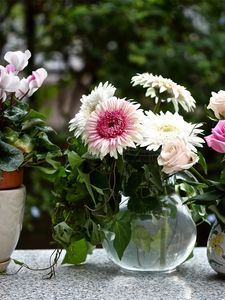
[69,82,116,137]
[141,111,204,152]
[83,97,144,159]
[131,73,195,112]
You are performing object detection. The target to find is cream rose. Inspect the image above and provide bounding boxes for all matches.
[208,90,225,119]
[157,139,199,174]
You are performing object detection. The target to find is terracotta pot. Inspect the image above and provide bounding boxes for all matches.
[0,169,23,190]
[0,185,26,272]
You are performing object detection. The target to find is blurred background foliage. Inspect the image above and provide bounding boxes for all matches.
[1,0,225,247]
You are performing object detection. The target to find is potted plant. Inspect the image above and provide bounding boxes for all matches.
[0,50,61,272]
[186,90,225,275]
[46,76,205,272]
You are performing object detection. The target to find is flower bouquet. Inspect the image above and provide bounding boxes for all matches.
[49,74,204,272]
[188,90,225,274]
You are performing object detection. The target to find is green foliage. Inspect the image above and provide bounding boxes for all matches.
[0,98,61,172]
[43,137,123,263]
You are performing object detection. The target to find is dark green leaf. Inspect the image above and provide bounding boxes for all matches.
[78,169,96,204]
[111,211,131,259]
[0,140,24,171]
[198,152,208,175]
[3,106,28,122]
[22,118,45,131]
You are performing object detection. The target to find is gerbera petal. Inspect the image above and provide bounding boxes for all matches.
[131,73,196,112]
[83,97,145,159]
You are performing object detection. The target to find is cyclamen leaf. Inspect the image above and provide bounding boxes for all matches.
[24,109,46,121]
[22,118,45,130]
[62,239,88,265]
[0,140,24,171]
[3,106,28,122]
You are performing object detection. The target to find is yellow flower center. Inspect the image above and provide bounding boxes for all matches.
[159,124,178,132]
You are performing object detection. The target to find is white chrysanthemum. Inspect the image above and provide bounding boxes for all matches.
[141,111,204,152]
[131,73,195,112]
[69,82,116,137]
[83,97,144,159]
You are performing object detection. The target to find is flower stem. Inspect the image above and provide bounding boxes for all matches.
[190,167,209,185]
[160,212,167,266]
[153,98,162,114]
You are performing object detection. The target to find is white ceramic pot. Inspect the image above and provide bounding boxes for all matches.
[207,220,225,274]
[0,185,26,272]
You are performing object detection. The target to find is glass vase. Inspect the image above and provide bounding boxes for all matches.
[103,194,196,272]
[102,149,196,272]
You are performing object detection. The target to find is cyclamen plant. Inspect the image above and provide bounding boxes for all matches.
[0,50,60,173]
[49,73,205,265]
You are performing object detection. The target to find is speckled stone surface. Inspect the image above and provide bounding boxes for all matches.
[0,248,224,300]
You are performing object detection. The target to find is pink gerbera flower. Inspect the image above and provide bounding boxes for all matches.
[83,97,144,159]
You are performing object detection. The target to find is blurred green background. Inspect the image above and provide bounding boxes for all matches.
[2,0,225,248]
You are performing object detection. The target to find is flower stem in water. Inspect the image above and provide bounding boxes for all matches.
[160,214,167,266]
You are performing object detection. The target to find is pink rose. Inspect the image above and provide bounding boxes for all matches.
[157,139,198,174]
[205,120,225,153]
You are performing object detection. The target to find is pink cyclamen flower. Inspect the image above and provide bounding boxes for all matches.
[15,68,48,98]
[0,67,20,101]
[205,120,225,153]
[4,50,31,73]
[83,97,144,159]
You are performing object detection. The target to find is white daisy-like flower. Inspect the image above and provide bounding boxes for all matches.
[131,73,196,112]
[83,97,144,159]
[141,111,204,152]
[69,82,116,137]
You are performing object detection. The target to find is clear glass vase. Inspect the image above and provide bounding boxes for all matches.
[103,193,196,272]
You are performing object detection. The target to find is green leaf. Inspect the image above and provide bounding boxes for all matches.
[22,118,45,131]
[78,169,96,204]
[14,134,33,153]
[131,224,153,252]
[0,141,24,171]
[188,190,224,204]
[3,128,19,144]
[24,109,46,121]
[110,211,131,260]
[67,151,84,169]
[198,152,207,175]
[62,239,88,265]
[3,105,28,122]
[91,184,104,195]
[53,222,74,247]
[12,259,24,266]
